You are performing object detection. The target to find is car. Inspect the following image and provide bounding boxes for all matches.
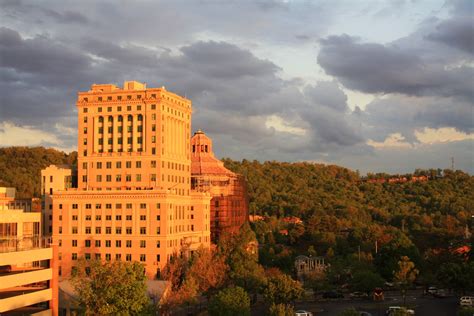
[385,306,415,315]
[424,286,438,295]
[432,289,448,298]
[460,296,474,307]
[359,312,373,316]
[350,291,369,299]
[295,310,313,316]
[322,291,344,299]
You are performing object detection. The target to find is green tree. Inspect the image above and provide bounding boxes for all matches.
[459,307,474,316]
[71,259,149,315]
[263,273,304,305]
[351,270,384,294]
[208,286,250,316]
[268,303,295,316]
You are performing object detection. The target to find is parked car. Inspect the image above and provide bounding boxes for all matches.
[385,306,415,315]
[350,291,369,299]
[460,296,474,307]
[423,286,438,296]
[432,289,448,298]
[295,310,313,316]
[322,291,344,299]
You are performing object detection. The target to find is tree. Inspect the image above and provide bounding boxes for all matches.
[208,286,250,316]
[268,303,295,316]
[351,270,385,294]
[71,259,149,315]
[394,256,419,306]
[263,273,304,305]
[338,308,360,316]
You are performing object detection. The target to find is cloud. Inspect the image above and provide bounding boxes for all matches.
[367,133,412,149]
[427,16,474,54]
[415,127,474,144]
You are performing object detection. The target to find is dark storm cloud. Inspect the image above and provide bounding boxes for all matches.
[427,16,474,54]
[317,34,473,99]
[304,81,348,112]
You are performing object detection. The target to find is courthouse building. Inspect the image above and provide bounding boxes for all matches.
[190,130,249,242]
[44,81,211,280]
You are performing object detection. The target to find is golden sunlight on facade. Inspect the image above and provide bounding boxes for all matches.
[0,187,58,316]
[43,81,212,280]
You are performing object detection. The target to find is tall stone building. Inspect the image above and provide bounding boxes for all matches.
[45,81,211,280]
[190,130,249,242]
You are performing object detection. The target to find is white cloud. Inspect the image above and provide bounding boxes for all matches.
[415,127,474,144]
[367,133,412,149]
[265,115,306,136]
[0,121,75,152]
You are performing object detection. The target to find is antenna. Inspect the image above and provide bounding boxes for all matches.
[451,157,455,170]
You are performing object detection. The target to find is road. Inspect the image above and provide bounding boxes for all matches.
[251,290,465,316]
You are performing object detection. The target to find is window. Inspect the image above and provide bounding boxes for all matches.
[156,254,161,262]
[96,204,102,209]
[126,254,132,261]
[136,161,141,168]
[72,253,78,260]
[95,227,101,234]
[140,240,146,248]
[116,215,122,220]
[126,240,132,248]
[72,240,77,247]
[116,240,122,247]
[96,215,101,221]
[136,174,142,181]
[106,227,112,234]
[72,204,78,209]
[151,103,156,108]
[95,240,101,247]
[156,241,160,248]
[85,253,91,260]
[72,215,78,221]
[126,215,132,220]
[106,175,112,182]
[115,227,122,234]
[140,227,146,234]
[116,254,122,260]
[156,215,160,221]
[85,227,91,234]
[156,227,160,234]
[152,114,156,120]
[96,175,102,182]
[140,254,146,262]
[126,161,132,168]
[116,203,122,209]
[151,174,156,181]
[84,108,88,113]
[140,203,147,209]
[106,215,112,221]
[106,203,112,209]
[116,175,122,182]
[151,136,156,143]
[126,227,132,234]
[72,227,77,234]
[97,162,102,169]
[106,240,111,247]
[106,162,112,169]
[140,215,146,221]
[157,203,161,209]
[95,253,101,260]
[106,254,111,261]
[84,127,88,134]
[82,175,87,183]
[126,174,131,182]
[85,240,91,247]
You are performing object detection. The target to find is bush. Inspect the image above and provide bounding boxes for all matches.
[208,286,250,316]
[268,303,294,316]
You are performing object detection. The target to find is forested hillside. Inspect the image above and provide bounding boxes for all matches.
[0,147,77,198]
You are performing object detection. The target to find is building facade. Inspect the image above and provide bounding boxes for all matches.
[48,81,211,280]
[0,187,58,316]
[190,130,249,242]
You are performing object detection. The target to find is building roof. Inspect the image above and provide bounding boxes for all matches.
[191,130,235,176]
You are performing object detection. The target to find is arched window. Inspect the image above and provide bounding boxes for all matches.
[118,115,123,122]
[128,115,133,122]
[108,116,113,122]
[98,116,104,123]
[138,114,143,121]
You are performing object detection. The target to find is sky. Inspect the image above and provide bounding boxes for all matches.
[0,0,473,174]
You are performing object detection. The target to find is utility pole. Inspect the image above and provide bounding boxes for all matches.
[451,157,455,171]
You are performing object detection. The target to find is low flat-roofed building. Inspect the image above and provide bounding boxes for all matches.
[0,188,58,316]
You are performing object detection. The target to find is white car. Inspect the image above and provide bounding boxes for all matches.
[460,296,474,307]
[386,306,415,315]
[295,311,313,316]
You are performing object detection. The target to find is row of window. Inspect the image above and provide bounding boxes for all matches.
[71,239,161,248]
[59,226,156,235]
[83,160,185,170]
[83,102,156,109]
[68,214,159,221]
[68,203,160,209]
[71,252,158,262]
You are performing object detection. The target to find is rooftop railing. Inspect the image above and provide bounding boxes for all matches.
[0,236,52,253]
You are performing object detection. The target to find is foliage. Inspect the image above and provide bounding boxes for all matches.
[218,222,266,294]
[459,307,474,316]
[268,303,295,316]
[71,259,149,315]
[0,147,77,198]
[208,286,250,316]
[350,270,385,293]
[263,273,304,305]
[394,256,419,286]
[338,308,361,316]
[437,261,474,293]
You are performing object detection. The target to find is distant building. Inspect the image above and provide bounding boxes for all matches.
[0,187,58,316]
[44,81,211,280]
[295,255,329,281]
[41,165,74,235]
[190,130,249,242]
